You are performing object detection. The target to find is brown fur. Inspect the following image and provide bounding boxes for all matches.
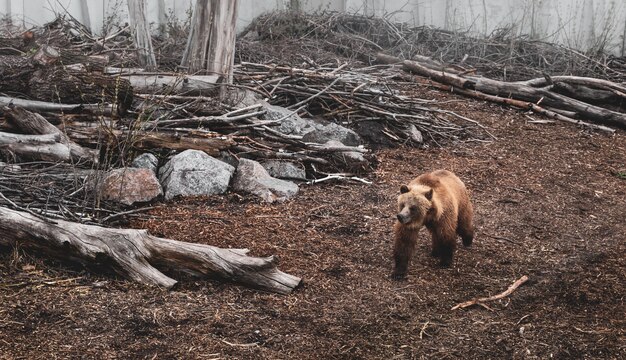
[392,170,474,279]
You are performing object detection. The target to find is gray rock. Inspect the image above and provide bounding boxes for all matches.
[216,151,239,168]
[406,124,423,143]
[233,89,263,109]
[159,150,235,200]
[260,102,320,136]
[99,167,162,205]
[322,140,369,172]
[233,158,299,203]
[262,160,307,180]
[301,122,362,146]
[259,102,361,147]
[131,153,158,174]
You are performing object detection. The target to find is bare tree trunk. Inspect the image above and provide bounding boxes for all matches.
[79,0,92,31]
[127,0,157,69]
[0,206,302,294]
[180,0,239,83]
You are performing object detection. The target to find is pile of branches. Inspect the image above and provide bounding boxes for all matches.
[241,11,626,82]
[235,62,489,146]
[0,162,127,225]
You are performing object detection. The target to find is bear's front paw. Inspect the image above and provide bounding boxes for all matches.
[390,272,407,281]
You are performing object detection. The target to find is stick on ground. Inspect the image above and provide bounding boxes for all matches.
[451,275,529,310]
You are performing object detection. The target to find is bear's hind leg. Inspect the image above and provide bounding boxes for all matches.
[457,202,474,247]
[431,228,457,267]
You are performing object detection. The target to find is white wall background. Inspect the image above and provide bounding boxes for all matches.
[1,0,624,55]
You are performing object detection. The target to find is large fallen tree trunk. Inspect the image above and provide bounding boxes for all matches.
[0,206,302,294]
[0,132,84,162]
[377,53,626,129]
[1,105,98,163]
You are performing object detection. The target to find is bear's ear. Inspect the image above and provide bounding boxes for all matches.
[425,188,434,200]
[400,185,410,194]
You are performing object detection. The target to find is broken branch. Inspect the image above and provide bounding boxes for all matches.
[451,275,529,310]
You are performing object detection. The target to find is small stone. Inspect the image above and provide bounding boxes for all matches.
[406,124,423,143]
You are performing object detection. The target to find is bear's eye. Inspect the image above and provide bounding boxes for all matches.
[409,205,418,212]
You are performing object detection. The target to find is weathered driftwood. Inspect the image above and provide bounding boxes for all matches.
[0,206,302,294]
[376,53,626,129]
[2,106,98,163]
[0,132,81,162]
[0,96,117,115]
[101,67,221,94]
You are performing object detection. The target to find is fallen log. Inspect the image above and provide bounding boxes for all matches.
[2,106,98,163]
[0,206,302,294]
[377,53,626,129]
[426,82,615,133]
[0,96,117,115]
[103,67,220,94]
[0,132,80,162]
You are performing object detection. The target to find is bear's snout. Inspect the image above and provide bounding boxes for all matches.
[397,213,409,224]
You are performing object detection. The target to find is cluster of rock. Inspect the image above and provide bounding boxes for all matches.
[97,100,367,206]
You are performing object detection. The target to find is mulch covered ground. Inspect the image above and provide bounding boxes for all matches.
[1,88,624,359]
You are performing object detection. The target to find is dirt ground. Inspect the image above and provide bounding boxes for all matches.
[1,88,625,359]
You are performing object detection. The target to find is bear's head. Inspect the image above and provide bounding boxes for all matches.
[396,184,435,228]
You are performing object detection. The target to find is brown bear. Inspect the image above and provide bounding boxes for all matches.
[392,170,474,279]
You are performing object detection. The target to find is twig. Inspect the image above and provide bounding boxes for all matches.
[220,340,259,348]
[101,206,156,223]
[451,275,529,310]
[288,78,342,110]
[306,174,372,185]
[483,233,521,245]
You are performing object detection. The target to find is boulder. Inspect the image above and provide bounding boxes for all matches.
[159,150,235,200]
[261,160,307,180]
[260,102,320,136]
[301,122,362,146]
[131,153,158,174]
[323,140,369,172]
[99,167,162,205]
[233,159,299,203]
